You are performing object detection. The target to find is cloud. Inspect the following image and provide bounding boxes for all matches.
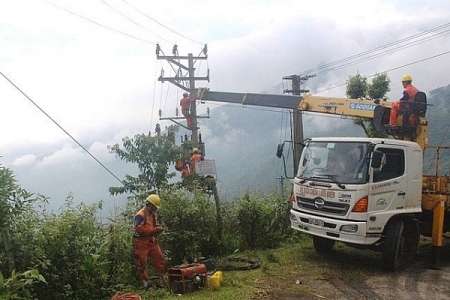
[13,154,37,167]
[2,0,450,209]
[38,144,85,168]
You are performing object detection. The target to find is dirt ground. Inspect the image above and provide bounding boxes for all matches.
[260,241,450,300]
[304,257,450,300]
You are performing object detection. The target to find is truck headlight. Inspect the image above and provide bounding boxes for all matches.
[290,213,297,221]
[340,224,358,233]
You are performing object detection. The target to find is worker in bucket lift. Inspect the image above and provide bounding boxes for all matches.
[388,74,419,126]
[180,92,194,128]
[133,194,165,289]
[189,148,203,173]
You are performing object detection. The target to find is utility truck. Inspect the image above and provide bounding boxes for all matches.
[196,87,448,271]
[288,93,450,271]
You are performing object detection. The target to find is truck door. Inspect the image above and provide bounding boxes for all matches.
[369,146,407,213]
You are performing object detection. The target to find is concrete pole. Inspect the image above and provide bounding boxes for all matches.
[188,53,198,148]
[292,76,304,176]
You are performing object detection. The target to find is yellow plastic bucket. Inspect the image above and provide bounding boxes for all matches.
[208,271,223,289]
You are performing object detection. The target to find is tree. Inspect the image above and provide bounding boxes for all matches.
[346,72,368,99]
[368,73,390,100]
[0,165,47,273]
[346,72,390,138]
[107,125,181,196]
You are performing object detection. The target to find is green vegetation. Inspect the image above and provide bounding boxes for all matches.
[346,72,390,138]
[0,161,297,299]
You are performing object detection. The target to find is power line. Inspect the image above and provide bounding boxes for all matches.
[43,0,155,45]
[122,0,204,46]
[299,22,450,76]
[100,0,173,44]
[315,49,450,94]
[312,29,450,77]
[0,71,127,189]
[44,0,204,49]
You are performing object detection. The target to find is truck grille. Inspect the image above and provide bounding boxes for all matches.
[296,196,350,216]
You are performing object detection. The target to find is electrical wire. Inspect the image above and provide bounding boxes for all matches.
[272,22,450,95]
[122,0,204,46]
[311,30,450,77]
[0,71,127,189]
[43,0,155,45]
[315,49,450,94]
[299,22,450,76]
[100,0,173,44]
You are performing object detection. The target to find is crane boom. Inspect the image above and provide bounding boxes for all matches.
[197,89,301,109]
[298,94,392,117]
[297,94,428,150]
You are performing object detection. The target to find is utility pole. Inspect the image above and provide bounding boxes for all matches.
[156,44,209,148]
[283,74,315,175]
[156,45,222,240]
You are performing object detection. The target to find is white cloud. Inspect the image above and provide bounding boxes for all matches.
[13,154,36,167]
[38,143,85,168]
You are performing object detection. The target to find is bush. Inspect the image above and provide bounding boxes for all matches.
[12,199,117,300]
[234,192,288,250]
[157,188,222,265]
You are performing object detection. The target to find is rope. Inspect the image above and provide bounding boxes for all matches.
[111,291,142,300]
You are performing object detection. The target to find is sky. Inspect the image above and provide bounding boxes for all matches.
[1,0,450,213]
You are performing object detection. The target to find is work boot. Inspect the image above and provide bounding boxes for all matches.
[142,280,149,290]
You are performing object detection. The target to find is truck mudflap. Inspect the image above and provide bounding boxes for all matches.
[290,209,382,245]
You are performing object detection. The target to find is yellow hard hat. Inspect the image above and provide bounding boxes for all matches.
[193,148,199,153]
[146,194,161,208]
[401,74,412,82]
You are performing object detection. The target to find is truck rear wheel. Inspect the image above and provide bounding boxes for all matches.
[382,219,404,272]
[313,236,335,252]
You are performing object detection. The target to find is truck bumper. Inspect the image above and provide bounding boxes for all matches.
[290,209,381,245]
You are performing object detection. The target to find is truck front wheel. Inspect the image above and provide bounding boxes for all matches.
[313,236,335,252]
[382,219,405,272]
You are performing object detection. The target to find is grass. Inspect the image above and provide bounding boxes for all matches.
[119,233,389,300]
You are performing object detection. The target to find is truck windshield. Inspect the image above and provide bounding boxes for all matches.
[297,141,369,184]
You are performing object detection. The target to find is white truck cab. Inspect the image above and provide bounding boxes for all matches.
[290,137,423,270]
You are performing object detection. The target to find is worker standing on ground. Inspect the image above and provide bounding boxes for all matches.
[189,148,203,173]
[180,92,194,128]
[133,194,165,289]
[388,74,419,126]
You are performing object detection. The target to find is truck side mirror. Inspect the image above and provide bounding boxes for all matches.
[371,150,385,169]
[276,143,284,158]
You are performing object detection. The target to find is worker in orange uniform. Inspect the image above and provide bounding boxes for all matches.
[180,92,195,128]
[189,148,203,173]
[388,74,419,126]
[175,158,190,178]
[133,194,165,289]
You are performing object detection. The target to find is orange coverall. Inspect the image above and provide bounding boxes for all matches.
[180,96,194,127]
[189,153,202,173]
[175,159,190,177]
[389,84,419,125]
[133,208,165,281]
